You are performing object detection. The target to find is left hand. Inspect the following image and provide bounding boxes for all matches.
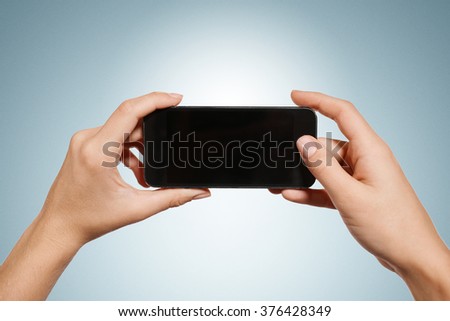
[0,91,210,300]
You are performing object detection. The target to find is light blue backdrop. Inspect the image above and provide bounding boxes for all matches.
[1,0,449,300]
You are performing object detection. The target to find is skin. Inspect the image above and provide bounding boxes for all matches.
[0,90,448,300]
[270,90,450,300]
[0,92,210,300]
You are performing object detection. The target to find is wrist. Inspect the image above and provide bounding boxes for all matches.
[396,246,450,300]
[36,209,85,256]
[0,210,83,300]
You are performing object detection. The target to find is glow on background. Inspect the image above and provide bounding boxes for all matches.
[1,0,449,300]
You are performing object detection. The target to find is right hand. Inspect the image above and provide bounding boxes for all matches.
[271,90,450,300]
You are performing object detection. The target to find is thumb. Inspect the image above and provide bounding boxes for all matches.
[297,135,355,197]
[131,188,211,221]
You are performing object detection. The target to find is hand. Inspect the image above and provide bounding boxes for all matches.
[0,92,210,300]
[271,90,450,300]
[42,91,210,245]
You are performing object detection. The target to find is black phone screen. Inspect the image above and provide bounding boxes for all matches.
[143,106,317,188]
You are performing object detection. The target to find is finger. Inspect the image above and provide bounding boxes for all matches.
[269,139,350,196]
[281,188,336,209]
[88,126,102,136]
[96,92,183,145]
[128,122,143,143]
[268,188,283,194]
[297,135,361,200]
[291,90,376,141]
[317,137,352,170]
[121,148,148,187]
[130,188,211,222]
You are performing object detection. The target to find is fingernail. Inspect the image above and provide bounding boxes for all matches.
[292,89,302,93]
[169,93,183,99]
[297,135,318,158]
[193,192,211,200]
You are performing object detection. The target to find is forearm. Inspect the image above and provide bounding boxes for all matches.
[0,211,81,300]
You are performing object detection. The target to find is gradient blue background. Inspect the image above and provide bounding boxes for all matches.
[1,0,449,300]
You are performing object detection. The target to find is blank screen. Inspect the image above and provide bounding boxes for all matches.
[144,107,316,188]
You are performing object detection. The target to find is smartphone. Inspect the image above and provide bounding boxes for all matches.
[143,106,317,188]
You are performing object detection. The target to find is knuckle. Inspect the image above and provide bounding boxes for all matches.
[318,137,327,145]
[311,161,327,175]
[69,130,103,170]
[69,130,88,150]
[144,92,162,101]
[118,99,134,114]
[334,99,356,122]
[169,197,187,208]
[339,99,356,114]
[79,141,97,165]
[309,91,323,97]
[341,99,355,109]
[376,138,394,158]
